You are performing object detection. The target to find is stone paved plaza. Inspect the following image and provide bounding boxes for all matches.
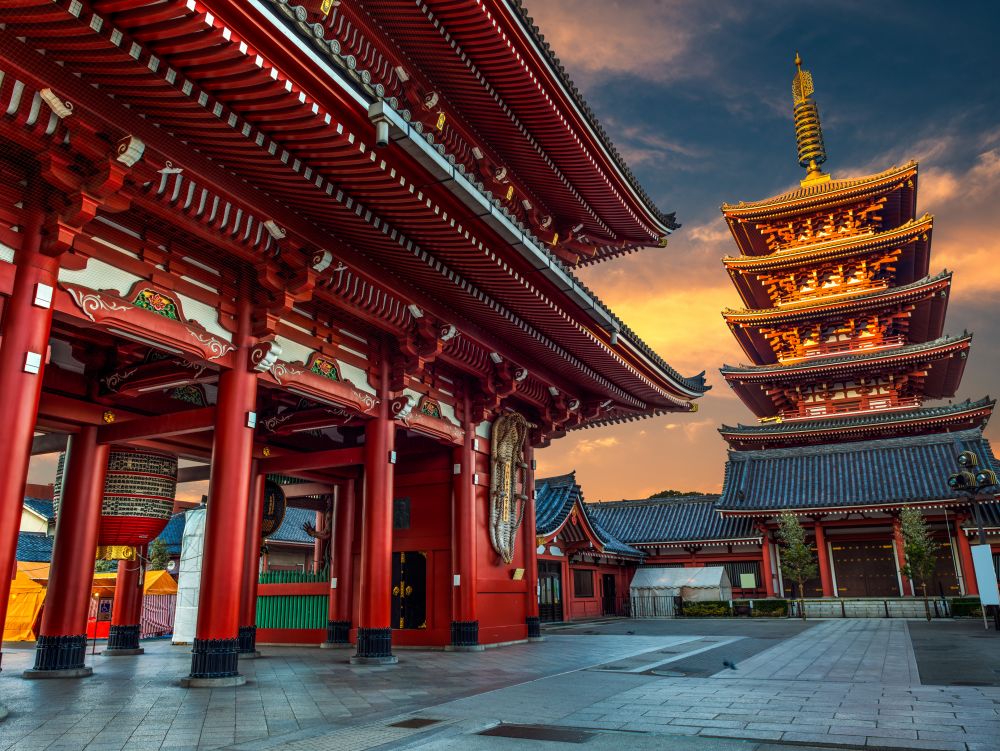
[1,619,998,751]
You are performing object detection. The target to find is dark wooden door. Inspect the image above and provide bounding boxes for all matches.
[601,574,616,615]
[390,551,427,629]
[830,541,899,597]
[538,560,563,622]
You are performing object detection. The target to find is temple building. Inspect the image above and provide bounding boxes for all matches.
[715,55,999,599]
[0,0,707,685]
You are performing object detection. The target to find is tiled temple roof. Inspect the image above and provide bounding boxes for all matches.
[23,498,54,522]
[535,472,643,558]
[267,507,317,545]
[721,334,970,375]
[155,512,186,556]
[722,162,917,214]
[717,428,1000,513]
[720,398,995,437]
[586,496,757,545]
[17,532,53,563]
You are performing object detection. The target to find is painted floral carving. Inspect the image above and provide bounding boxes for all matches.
[132,288,180,320]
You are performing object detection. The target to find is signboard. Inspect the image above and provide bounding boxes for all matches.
[97,598,114,622]
[971,544,1000,606]
[740,572,757,590]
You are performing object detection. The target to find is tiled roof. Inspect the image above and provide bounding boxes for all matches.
[965,502,1000,529]
[267,506,317,545]
[155,512,186,556]
[718,428,1000,512]
[587,496,756,545]
[721,334,970,375]
[722,162,916,213]
[535,472,642,558]
[720,398,995,436]
[23,498,54,522]
[17,532,53,562]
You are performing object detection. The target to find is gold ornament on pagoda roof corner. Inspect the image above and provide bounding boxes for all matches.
[489,412,530,564]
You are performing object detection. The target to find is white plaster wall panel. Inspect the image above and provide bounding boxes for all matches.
[337,358,376,395]
[58,257,143,297]
[172,507,206,645]
[273,335,314,365]
[174,292,230,341]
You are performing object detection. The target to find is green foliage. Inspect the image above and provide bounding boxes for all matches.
[950,597,983,617]
[776,513,818,585]
[899,508,937,587]
[751,599,788,617]
[682,601,732,617]
[647,489,706,499]
[900,507,938,620]
[147,538,170,571]
[777,513,817,619]
[94,559,117,573]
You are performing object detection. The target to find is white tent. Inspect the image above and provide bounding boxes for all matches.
[630,566,733,617]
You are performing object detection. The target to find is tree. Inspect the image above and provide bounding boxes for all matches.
[648,489,707,499]
[899,507,937,621]
[148,537,170,571]
[777,513,818,620]
[94,558,117,573]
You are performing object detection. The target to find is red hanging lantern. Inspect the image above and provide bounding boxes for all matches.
[55,446,178,553]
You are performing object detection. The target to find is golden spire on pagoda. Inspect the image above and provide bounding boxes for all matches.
[792,52,831,187]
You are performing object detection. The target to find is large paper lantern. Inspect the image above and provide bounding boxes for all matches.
[55,447,178,554]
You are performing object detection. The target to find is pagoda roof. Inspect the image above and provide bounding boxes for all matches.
[725,216,933,310]
[357,0,678,258]
[722,334,972,418]
[587,496,759,547]
[724,271,952,365]
[0,0,707,425]
[720,397,995,450]
[722,162,918,219]
[535,472,643,559]
[717,428,1000,515]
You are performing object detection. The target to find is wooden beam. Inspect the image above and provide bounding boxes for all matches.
[282,482,335,499]
[258,446,364,475]
[31,433,69,456]
[177,465,211,484]
[97,407,217,445]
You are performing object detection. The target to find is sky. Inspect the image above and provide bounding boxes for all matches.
[530,0,1000,499]
[26,1,1000,504]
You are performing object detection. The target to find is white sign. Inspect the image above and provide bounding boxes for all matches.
[739,572,757,589]
[971,544,1000,607]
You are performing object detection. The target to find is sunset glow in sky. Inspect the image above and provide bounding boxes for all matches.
[25,1,1000,505]
[529,0,1000,499]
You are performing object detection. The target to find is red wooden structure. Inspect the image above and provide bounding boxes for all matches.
[0,1,706,684]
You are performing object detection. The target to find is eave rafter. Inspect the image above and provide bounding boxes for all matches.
[0,31,669,429]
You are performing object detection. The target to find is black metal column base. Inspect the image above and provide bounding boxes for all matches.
[526,616,543,641]
[448,620,481,651]
[187,637,240,680]
[324,620,351,645]
[26,635,88,677]
[237,625,257,654]
[106,624,140,652]
[350,627,396,665]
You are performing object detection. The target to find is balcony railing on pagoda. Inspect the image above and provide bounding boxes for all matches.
[778,395,922,422]
[777,334,906,363]
[774,279,889,308]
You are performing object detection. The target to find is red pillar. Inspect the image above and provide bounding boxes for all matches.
[814,522,834,597]
[954,516,978,596]
[759,526,776,597]
[325,479,356,645]
[27,426,108,677]
[450,413,480,649]
[523,443,541,639]
[105,548,145,655]
[352,353,397,664]
[312,510,326,573]
[0,189,58,671]
[186,301,256,685]
[238,465,264,656]
[892,514,913,596]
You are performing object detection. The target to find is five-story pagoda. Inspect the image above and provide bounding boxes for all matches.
[714,56,998,600]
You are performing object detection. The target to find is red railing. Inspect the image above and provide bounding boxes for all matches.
[781,396,921,421]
